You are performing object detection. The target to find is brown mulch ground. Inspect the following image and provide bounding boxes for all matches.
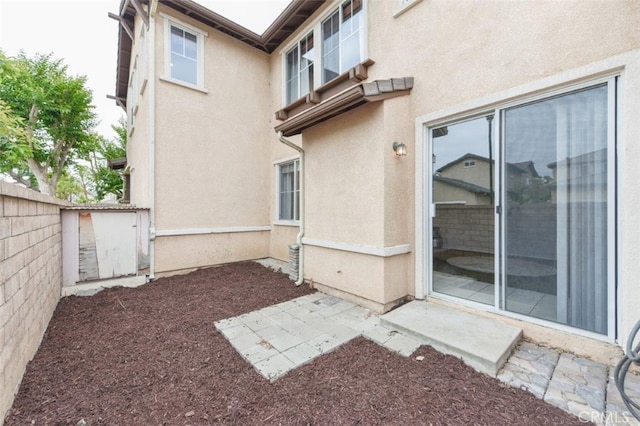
[6,261,588,425]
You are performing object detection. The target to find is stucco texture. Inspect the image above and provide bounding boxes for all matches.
[369,0,640,116]
[153,5,271,231]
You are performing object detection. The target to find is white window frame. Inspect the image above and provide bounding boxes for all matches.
[285,31,314,104]
[281,0,368,106]
[321,0,364,84]
[160,13,208,91]
[274,156,301,225]
[414,60,627,343]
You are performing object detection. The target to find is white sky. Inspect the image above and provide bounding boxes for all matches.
[0,0,291,141]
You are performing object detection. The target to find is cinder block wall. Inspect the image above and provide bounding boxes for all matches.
[0,182,69,424]
[434,205,494,254]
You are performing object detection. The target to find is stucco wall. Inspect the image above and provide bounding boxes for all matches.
[127,13,152,208]
[154,231,270,276]
[304,104,385,245]
[270,225,299,262]
[297,100,413,309]
[370,0,640,116]
[0,183,67,424]
[154,5,271,230]
[151,5,273,273]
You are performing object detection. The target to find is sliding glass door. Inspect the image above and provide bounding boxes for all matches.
[502,83,612,335]
[428,79,616,336]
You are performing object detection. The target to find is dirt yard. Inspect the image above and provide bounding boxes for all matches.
[5,261,587,425]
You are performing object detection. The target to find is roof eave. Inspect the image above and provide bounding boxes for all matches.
[113,0,328,109]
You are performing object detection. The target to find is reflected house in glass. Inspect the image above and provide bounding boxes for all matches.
[547,148,608,203]
[434,153,541,206]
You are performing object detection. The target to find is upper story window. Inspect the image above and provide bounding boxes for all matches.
[463,160,476,168]
[170,25,198,85]
[161,14,207,90]
[282,0,366,105]
[286,32,314,104]
[322,0,363,83]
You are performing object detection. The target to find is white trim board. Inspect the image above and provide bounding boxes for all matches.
[156,225,271,237]
[301,238,411,257]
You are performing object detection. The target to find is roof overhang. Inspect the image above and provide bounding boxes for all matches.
[274,77,414,137]
[112,0,327,109]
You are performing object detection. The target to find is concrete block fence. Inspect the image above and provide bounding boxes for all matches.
[0,182,70,424]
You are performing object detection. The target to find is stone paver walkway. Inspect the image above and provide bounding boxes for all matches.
[215,288,640,425]
[499,344,640,425]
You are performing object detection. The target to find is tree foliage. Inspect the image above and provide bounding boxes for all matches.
[0,98,34,187]
[84,119,127,202]
[0,50,96,195]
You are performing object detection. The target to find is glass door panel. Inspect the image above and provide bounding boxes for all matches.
[502,84,609,334]
[431,116,495,305]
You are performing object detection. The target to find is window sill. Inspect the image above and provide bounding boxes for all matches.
[273,220,300,227]
[393,0,423,18]
[159,75,208,94]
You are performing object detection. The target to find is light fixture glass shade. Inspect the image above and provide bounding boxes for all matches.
[393,142,407,156]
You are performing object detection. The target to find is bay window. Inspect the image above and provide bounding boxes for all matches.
[283,0,366,105]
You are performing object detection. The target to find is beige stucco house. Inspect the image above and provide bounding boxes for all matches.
[111,0,640,360]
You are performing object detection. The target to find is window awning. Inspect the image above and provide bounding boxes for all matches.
[274,77,414,137]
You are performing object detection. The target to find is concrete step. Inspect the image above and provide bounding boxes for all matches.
[380,301,522,377]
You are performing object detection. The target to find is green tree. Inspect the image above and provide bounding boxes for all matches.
[55,169,86,202]
[0,98,34,187]
[0,51,97,195]
[84,121,127,202]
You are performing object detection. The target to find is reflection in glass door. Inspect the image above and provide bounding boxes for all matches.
[431,116,495,305]
[502,84,611,334]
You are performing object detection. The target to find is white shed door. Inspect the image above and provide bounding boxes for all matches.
[79,212,137,280]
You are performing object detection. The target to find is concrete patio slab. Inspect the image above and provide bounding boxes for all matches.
[380,301,522,376]
[383,333,423,357]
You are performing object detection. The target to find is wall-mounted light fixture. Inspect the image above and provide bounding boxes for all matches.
[393,142,407,157]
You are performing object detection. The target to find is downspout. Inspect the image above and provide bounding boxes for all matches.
[277,131,305,286]
[147,0,158,281]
